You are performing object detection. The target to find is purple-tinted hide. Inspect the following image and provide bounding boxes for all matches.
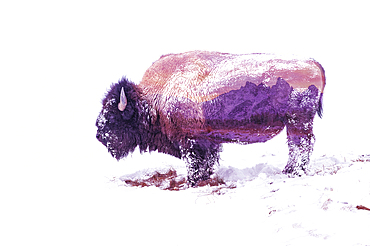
[96,51,326,186]
[201,78,292,144]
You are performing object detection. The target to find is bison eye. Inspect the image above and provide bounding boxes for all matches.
[121,103,134,120]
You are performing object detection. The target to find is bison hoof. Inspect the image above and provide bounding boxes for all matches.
[282,166,306,177]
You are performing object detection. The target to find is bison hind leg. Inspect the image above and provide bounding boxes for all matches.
[283,88,319,176]
[183,139,221,187]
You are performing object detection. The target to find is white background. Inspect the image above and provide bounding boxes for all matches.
[1,0,369,245]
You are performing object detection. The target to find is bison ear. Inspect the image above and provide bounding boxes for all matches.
[118,87,127,111]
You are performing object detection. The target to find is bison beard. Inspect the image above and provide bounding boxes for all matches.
[96,77,323,187]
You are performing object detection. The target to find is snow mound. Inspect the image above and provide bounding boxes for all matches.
[216,163,282,183]
[111,153,370,192]
[118,168,187,190]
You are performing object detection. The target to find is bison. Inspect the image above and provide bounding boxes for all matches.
[96,51,326,186]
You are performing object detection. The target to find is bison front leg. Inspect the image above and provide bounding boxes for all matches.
[183,139,221,187]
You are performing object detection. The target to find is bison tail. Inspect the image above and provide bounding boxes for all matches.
[314,60,325,119]
[317,92,324,118]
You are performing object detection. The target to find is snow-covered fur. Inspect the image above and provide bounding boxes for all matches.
[283,85,321,175]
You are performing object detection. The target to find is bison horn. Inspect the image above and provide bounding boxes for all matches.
[118,87,127,111]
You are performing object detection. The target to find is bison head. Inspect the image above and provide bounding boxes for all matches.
[96,77,145,160]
